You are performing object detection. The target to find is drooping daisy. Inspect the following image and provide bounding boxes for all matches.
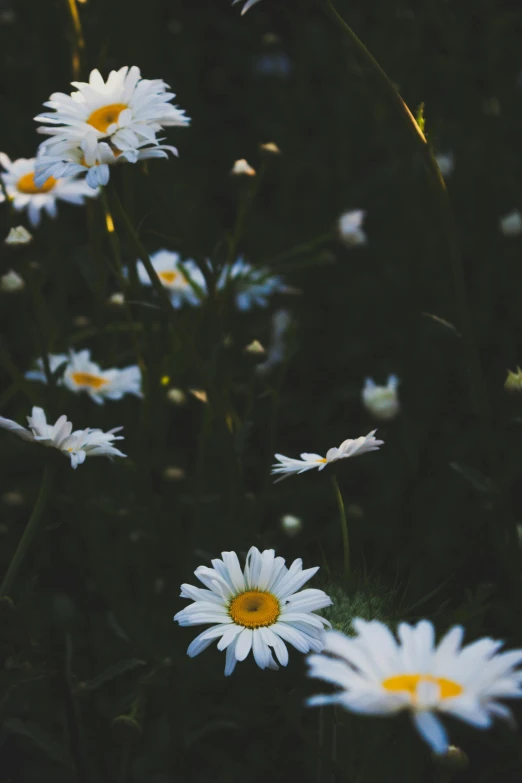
[362,375,400,421]
[0,406,126,469]
[35,66,189,161]
[272,431,383,481]
[136,249,205,308]
[218,258,291,311]
[174,546,332,676]
[25,349,142,404]
[35,136,178,190]
[307,619,522,755]
[0,154,98,227]
[232,0,263,14]
[337,209,367,247]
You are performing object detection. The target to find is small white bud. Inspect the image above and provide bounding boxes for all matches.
[231,159,256,177]
[362,375,400,421]
[4,226,33,245]
[0,270,25,292]
[108,292,125,306]
[337,210,367,247]
[500,210,522,238]
[280,514,303,537]
[244,339,266,356]
[166,388,187,405]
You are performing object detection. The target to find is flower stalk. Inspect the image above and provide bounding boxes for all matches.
[330,474,349,579]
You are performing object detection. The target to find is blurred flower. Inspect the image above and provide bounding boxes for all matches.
[232,0,263,15]
[73,315,90,327]
[231,158,256,176]
[4,225,33,245]
[25,349,142,404]
[0,154,97,227]
[272,431,383,482]
[136,249,205,308]
[435,152,454,179]
[163,465,186,481]
[34,66,189,181]
[0,406,126,468]
[1,491,24,507]
[107,292,125,306]
[280,514,302,537]
[256,308,292,376]
[337,210,367,247]
[189,388,208,404]
[260,142,281,155]
[307,619,522,755]
[218,258,291,311]
[362,375,400,421]
[0,269,25,292]
[166,388,186,405]
[504,367,522,393]
[174,546,332,676]
[244,339,266,356]
[499,210,522,238]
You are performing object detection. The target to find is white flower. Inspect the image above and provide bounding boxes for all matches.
[435,152,454,179]
[0,406,126,469]
[4,226,33,245]
[25,349,142,404]
[0,270,25,292]
[175,546,332,676]
[362,375,400,421]
[338,209,367,247]
[307,619,522,755]
[232,0,263,14]
[500,210,522,238]
[0,154,97,227]
[136,249,205,308]
[231,158,256,176]
[272,431,384,481]
[280,514,303,537]
[35,66,189,162]
[218,258,290,311]
[35,136,178,190]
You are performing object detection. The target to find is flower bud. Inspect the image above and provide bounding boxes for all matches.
[166,388,186,405]
[337,210,366,247]
[231,159,256,177]
[500,210,522,238]
[260,142,281,155]
[0,270,25,292]
[362,375,400,421]
[5,226,33,245]
[280,514,303,537]
[504,367,522,393]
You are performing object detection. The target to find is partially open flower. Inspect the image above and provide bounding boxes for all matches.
[362,375,400,421]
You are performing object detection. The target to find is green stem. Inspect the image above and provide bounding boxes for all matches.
[321,0,489,420]
[0,462,55,597]
[330,475,349,579]
[65,0,85,79]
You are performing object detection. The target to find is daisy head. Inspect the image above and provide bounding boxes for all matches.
[272,430,384,482]
[0,406,126,469]
[307,619,522,755]
[218,258,291,311]
[0,153,98,227]
[25,349,142,404]
[136,249,206,308]
[174,546,332,676]
[362,375,400,421]
[34,66,189,164]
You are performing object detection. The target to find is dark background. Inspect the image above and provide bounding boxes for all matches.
[1,0,522,780]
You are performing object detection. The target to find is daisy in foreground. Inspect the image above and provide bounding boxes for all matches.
[272,431,383,481]
[0,407,126,468]
[307,620,522,754]
[0,154,97,227]
[135,249,205,308]
[174,546,332,675]
[25,349,142,404]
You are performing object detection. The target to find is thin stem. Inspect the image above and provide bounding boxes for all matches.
[321,0,490,421]
[65,0,85,79]
[0,462,55,598]
[330,475,349,579]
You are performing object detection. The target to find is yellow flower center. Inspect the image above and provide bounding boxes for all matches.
[229,590,280,628]
[316,458,328,463]
[382,674,463,701]
[17,172,57,194]
[70,372,108,390]
[158,270,178,285]
[87,103,128,133]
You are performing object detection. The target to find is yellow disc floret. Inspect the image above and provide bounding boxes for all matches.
[87,103,128,133]
[70,372,108,390]
[17,172,57,194]
[382,674,463,701]
[229,590,280,628]
[158,270,178,285]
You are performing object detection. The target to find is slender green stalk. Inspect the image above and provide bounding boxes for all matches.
[321,0,489,420]
[0,462,55,598]
[65,0,85,79]
[330,474,349,579]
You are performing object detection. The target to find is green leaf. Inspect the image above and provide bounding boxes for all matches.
[82,658,146,692]
[2,718,73,769]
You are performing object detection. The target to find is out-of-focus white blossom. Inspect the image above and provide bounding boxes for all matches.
[338,210,367,247]
[0,269,25,292]
[231,158,256,176]
[499,210,522,238]
[362,375,400,421]
[4,226,33,245]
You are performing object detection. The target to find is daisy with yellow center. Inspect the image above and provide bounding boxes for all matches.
[307,619,522,754]
[174,546,332,676]
[25,349,142,405]
[34,66,189,177]
[272,430,383,481]
[0,153,97,227]
[135,249,206,309]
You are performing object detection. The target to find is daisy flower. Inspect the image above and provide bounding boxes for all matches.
[307,620,522,755]
[337,209,367,247]
[0,154,97,227]
[34,66,189,161]
[136,249,205,308]
[0,406,126,469]
[35,136,178,190]
[272,431,383,481]
[25,349,142,404]
[232,0,263,14]
[218,258,291,311]
[174,546,332,676]
[362,375,400,421]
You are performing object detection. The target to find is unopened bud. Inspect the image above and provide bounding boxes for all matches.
[260,142,281,155]
[166,388,186,405]
[244,340,266,356]
[231,159,256,177]
[5,226,33,245]
[337,210,366,247]
[362,375,400,421]
[0,270,25,292]
[108,292,125,306]
[280,514,303,537]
